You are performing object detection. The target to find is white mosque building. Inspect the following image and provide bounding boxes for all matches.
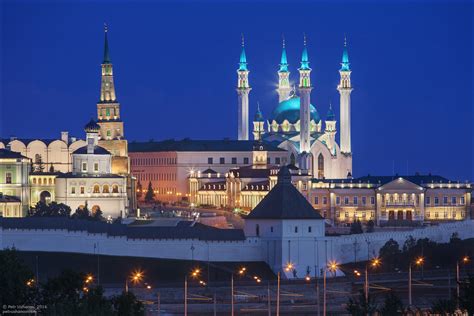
[238,37,353,179]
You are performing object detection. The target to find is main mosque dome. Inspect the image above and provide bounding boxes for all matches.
[270,96,320,124]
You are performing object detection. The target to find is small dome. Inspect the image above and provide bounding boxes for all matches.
[84,119,101,133]
[270,96,320,124]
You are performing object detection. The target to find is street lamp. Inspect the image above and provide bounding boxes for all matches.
[364,257,381,302]
[323,260,339,315]
[457,256,470,308]
[409,256,425,306]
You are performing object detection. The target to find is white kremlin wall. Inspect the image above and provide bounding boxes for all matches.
[1,220,473,278]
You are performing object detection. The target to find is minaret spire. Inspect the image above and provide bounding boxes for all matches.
[237,34,251,140]
[103,23,111,64]
[298,34,313,171]
[277,34,291,102]
[338,35,353,158]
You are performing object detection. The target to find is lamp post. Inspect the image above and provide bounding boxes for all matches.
[323,261,339,316]
[456,256,469,308]
[364,257,381,302]
[409,256,424,307]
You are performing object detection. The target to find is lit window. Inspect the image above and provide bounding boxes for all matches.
[460,197,465,205]
[106,108,110,117]
[6,173,12,184]
[71,187,75,194]
[94,163,99,172]
[93,185,100,193]
[82,162,87,172]
[103,185,109,193]
[80,186,85,194]
[451,196,457,205]
[112,185,119,193]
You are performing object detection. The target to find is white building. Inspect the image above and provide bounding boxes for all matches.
[240,37,353,179]
[55,120,128,218]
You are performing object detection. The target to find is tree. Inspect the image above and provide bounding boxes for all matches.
[112,291,145,316]
[144,181,155,203]
[72,203,91,220]
[49,165,55,173]
[380,291,404,315]
[80,286,113,316]
[379,239,401,258]
[431,298,456,315]
[40,270,85,315]
[92,207,104,221]
[350,220,363,234]
[366,220,375,233]
[346,290,377,316]
[459,274,474,315]
[403,235,417,252]
[450,232,461,244]
[0,248,37,307]
[34,154,45,172]
[30,201,71,217]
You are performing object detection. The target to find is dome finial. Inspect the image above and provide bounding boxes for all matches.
[241,33,245,47]
[282,33,285,48]
[104,22,108,33]
[303,33,307,46]
[340,35,350,71]
[103,22,111,64]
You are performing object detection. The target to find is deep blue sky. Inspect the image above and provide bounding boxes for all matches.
[1,1,473,181]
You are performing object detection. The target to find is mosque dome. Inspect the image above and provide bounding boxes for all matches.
[270,96,320,124]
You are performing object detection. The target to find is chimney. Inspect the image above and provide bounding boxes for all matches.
[61,131,69,145]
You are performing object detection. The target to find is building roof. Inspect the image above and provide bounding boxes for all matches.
[84,119,101,133]
[0,217,246,241]
[246,166,323,220]
[242,180,269,191]
[73,145,111,155]
[228,165,276,179]
[0,149,29,160]
[56,172,123,179]
[129,139,285,153]
[200,181,226,191]
[354,175,452,186]
[0,194,21,203]
[270,96,320,124]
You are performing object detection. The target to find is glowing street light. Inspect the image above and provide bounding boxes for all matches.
[284,262,294,272]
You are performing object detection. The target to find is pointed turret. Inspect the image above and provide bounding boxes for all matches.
[326,103,336,121]
[103,24,111,64]
[279,36,288,72]
[299,35,311,71]
[237,34,251,140]
[340,36,350,71]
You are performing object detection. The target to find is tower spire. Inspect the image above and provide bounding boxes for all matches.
[298,34,313,163]
[103,23,111,64]
[237,35,251,140]
[340,35,350,71]
[277,34,290,102]
[338,35,353,157]
[300,34,310,70]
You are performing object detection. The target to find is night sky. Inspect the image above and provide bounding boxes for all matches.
[1,1,473,181]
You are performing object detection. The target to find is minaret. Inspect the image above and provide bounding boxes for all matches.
[277,36,291,102]
[237,35,251,141]
[298,35,313,155]
[324,103,337,154]
[97,24,123,141]
[253,102,265,141]
[338,36,353,155]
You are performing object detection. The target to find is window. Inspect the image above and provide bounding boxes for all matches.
[451,197,457,205]
[344,197,349,205]
[353,197,358,205]
[33,178,37,184]
[94,163,99,172]
[460,196,465,205]
[82,162,87,172]
[106,130,111,137]
[434,197,439,205]
[362,197,367,205]
[232,157,237,164]
[71,187,75,194]
[256,224,260,237]
[270,226,274,233]
[314,196,319,204]
[112,185,119,193]
[425,197,431,205]
[106,108,110,117]
[370,196,375,205]
[103,185,110,193]
[80,186,85,194]
[317,153,324,178]
[345,211,349,218]
[275,157,281,165]
[208,158,213,164]
[294,226,298,233]
[308,226,312,233]
[323,197,328,205]
[243,157,249,164]
[336,197,341,205]
[443,196,448,205]
[93,185,100,193]
[5,173,11,184]
[219,157,225,164]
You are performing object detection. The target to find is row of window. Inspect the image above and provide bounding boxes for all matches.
[326,196,376,206]
[71,184,120,195]
[336,211,375,219]
[208,157,282,165]
[82,162,99,172]
[426,196,465,206]
[31,177,55,185]
[131,157,177,166]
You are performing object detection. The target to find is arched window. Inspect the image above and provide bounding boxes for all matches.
[48,178,52,185]
[103,185,110,193]
[93,185,100,193]
[112,184,119,193]
[318,153,324,179]
[33,178,37,184]
[38,178,42,185]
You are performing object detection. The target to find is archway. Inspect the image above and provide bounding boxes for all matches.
[40,191,51,204]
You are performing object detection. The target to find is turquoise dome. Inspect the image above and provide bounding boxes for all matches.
[270,96,320,124]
